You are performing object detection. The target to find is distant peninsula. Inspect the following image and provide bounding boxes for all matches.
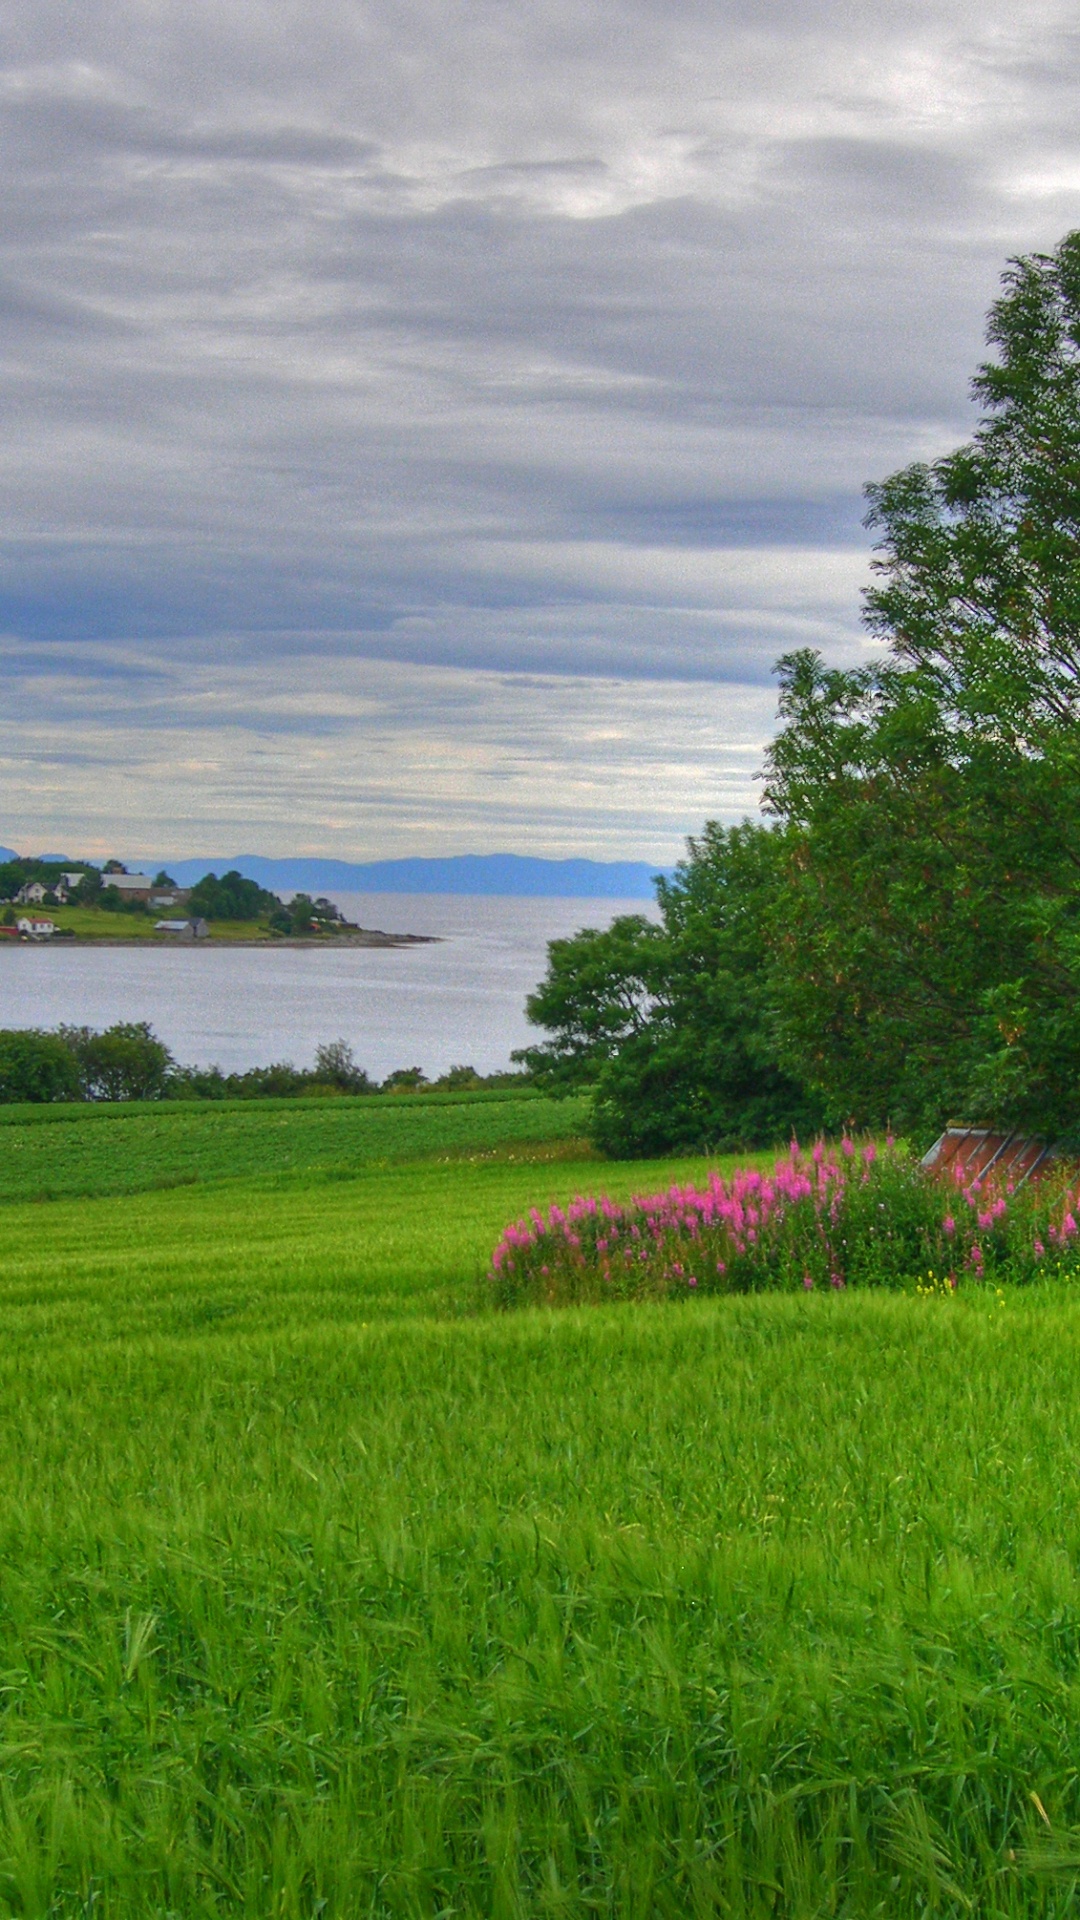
[0,855,438,947]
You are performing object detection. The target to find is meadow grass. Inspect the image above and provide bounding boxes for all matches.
[1,906,273,940]
[2,1099,1080,1914]
[0,1089,593,1204]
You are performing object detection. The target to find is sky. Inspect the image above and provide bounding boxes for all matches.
[2,0,1080,862]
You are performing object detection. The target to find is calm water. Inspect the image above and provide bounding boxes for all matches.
[0,893,658,1078]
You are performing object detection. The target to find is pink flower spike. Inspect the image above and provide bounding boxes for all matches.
[841,1138,855,1160]
[803,1273,814,1290]
[1035,1239,1045,1257]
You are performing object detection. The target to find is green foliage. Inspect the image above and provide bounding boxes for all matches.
[0,854,86,901]
[432,1063,485,1090]
[187,868,279,921]
[520,233,1080,1150]
[764,233,1080,1138]
[383,1064,428,1091]
[520,824,823,1154]
[490,1137,1078,1308]
[3,1121,1080,1910]
[312,1038,375,1092]
[98,883,147,914]
[59,1021,175,1101]
[0,1028,81,1103]
[268,890,346,934]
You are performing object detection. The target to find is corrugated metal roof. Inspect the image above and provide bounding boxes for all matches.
[920,1127,1062,1185]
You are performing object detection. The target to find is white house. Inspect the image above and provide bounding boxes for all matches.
[16,917,56,938]
[15,881,48,905]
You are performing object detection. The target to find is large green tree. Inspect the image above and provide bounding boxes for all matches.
[764,232,1080,1138]
[518,822,823,1155]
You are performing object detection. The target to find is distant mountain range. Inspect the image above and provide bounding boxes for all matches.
[161,853,669,898]
[2,848,670,898]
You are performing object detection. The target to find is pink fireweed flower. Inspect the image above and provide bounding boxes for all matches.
[862,1141,877,1166]
[1035,1239,1045,1257]
[1065,1213,1078,1238]
[830,1272,845,1289]
[688,1275,698,1288]
[803,1273,814,1290]
[841,1137,855,1160]
[812,1142,824,1166]
[943,1215,955,1237]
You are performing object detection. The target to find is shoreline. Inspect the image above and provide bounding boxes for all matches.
[1,930,441,950]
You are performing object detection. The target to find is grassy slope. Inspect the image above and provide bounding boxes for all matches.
[1,1099,1080,1915]
[0,1089,593,1203]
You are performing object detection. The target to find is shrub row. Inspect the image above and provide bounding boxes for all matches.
[0,1026,528,1104]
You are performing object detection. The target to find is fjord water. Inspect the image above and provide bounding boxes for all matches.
[0,892,657,1078]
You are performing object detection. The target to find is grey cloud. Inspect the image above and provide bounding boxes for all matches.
[0,0,1078,854]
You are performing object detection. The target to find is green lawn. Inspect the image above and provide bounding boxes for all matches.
[2,1097,1080,1915]
[4,904,271,940]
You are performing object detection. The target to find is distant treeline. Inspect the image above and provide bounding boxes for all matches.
[0,1025,528,1105]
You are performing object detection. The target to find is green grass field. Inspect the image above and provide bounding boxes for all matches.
[0,1089,593,1204]
[3,1095,1080,1915]
[4,905,272,940]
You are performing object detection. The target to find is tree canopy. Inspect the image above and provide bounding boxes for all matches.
[523,232,1080,1151]
[187,870,279,922]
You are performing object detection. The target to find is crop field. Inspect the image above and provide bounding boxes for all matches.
[0,1088,593,1204]
[3,1097,1080,1915]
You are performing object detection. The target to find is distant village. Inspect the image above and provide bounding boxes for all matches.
[0,855,348,942]
[0,853,432,947]
[0,860,208,940]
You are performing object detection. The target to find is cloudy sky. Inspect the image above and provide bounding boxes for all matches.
[2,0,1079,861]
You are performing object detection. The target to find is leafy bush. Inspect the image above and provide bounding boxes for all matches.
[383,1066,428,1093]
[313,1040,375,1093]
[517,824,823,1156]
[0,1029,81,1103]
[489,1140,1080,1309]
[187,869,279,922]
[267,892,345,935]
[98,884,146,914]
[60,1022,175,1101]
